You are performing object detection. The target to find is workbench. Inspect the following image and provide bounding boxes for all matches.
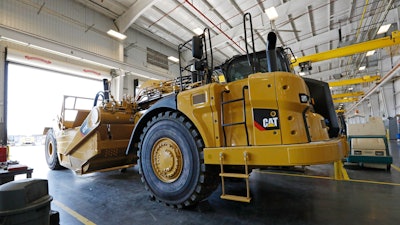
[0,166,33,185]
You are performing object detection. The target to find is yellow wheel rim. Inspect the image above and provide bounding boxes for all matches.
[151,138,183,183]
[47,141,53,156]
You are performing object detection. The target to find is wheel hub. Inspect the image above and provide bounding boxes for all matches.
[47,142,53,156]
[152,138,183,183]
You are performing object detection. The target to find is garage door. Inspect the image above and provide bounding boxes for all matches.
[6,49,110,145]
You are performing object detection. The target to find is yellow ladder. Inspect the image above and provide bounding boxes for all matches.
[219,152,251,203]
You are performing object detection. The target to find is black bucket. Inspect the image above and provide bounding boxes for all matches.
[0,179,53,225]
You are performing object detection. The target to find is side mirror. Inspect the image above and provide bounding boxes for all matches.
[133,79,139,98]
[192,36,203,59]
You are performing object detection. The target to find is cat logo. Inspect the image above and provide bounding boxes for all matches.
[263,117,279,128]
[253,109,280,131]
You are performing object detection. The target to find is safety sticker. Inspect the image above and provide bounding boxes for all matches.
[253,109,280,131]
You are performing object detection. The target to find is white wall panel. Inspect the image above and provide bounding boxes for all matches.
[0,0,180,82]
[394,77,400,115]
[0,45,5,144]
[124,28,180,79]
[382,82,396,118]
[0,0,120,59]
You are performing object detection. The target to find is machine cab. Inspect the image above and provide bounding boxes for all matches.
[220,47,293,83]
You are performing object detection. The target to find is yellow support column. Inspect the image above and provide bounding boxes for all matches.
[334,160,350,180]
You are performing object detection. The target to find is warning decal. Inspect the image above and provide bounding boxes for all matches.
[253,109,280,131]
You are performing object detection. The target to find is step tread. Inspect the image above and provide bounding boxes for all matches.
[220,194,251,203]
[219,172,249,179]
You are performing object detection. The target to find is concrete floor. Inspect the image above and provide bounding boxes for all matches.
[7,140,400,225]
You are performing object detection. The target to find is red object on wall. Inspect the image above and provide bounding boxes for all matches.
[24,55,52,64]
[0,146,7,162]
[83,69,101,76]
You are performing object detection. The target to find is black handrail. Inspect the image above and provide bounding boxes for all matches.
[221,85,250,146]
[243,13,257,74]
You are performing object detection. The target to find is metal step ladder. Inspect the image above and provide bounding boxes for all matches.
[219,151,251,203]
[219,85,252,202]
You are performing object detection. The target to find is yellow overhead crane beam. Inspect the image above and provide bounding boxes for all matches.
[335,109,346,113]
[333,97,358,103]
[292,31,400,67]
[332,91,364,99]
[328,75,380,87]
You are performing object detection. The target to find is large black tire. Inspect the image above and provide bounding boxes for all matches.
[138,111,219,208]
[45,129,63,170]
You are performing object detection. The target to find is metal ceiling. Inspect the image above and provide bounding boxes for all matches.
[75,0,399,82]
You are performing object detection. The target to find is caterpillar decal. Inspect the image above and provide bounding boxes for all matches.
[253,109,280,131]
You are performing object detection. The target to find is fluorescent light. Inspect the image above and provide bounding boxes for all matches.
[107,29,127,40]
[1,36,28,45]
[359,66,366,71]
[299,71,306,76]
[193,28,203,35]
[168,56,179,63]
[377,24,391,34]
[366,50,375,56]
[265,7,279,21]
[348,87,353,91]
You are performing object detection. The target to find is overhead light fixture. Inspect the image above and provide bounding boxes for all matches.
[377,24,391,34]
[366,50,375,57]
[359,66,366,71]
[348,87,354,91]
[193,28,203,35]
[168,56,179,63]
[107,29,127,40]
[1,36,28,45]
[265,7,279,21]
[299,71,306,76]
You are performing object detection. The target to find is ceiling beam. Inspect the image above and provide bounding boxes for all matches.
[333,98,358,103]
[209,0,351,53]
[209,0,320,49]
[139,16,185,44]
[328,75,381,87]
[332,91,364,99]
[178,2,218,36]
[204,0,232,29]
[292,30,400,67]
[115,0,159,33]
[152,6,194,35]
[308,5,316,36]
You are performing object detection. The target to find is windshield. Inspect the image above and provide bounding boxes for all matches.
[223,48,291,83]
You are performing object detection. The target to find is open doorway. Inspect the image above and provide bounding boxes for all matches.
[7,63,102,146]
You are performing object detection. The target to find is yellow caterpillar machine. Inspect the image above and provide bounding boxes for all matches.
[44,13,348,208]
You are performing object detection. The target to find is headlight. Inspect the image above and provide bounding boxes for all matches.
[299,94,309,103]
